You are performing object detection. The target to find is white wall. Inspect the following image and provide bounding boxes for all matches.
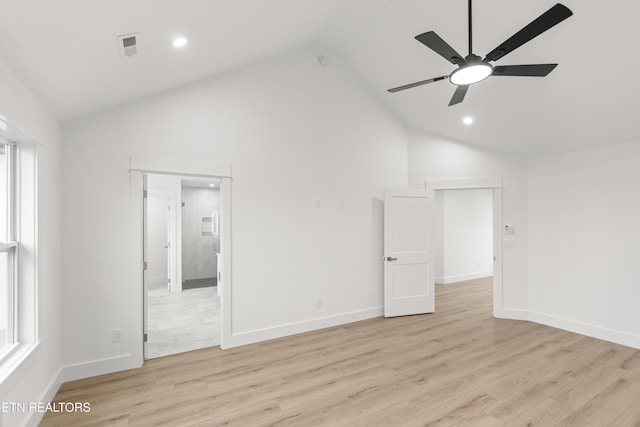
[528,141,640,348]
[182,187,218,281]
[146,196,168,284]
[0,56,62,426]
[61,45,408,376]
[436,189,493,284]
[408,131,528,313]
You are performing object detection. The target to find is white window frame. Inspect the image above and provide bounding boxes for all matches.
[0,141,18,359]
[0,121,39,383]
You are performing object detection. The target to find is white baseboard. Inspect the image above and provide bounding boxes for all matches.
[62,354,141,383]
[24,368,63,427]
[495,308,529,321]
[528,310,640,350]
[436,271,493,285]
[224,306,383,349]
[494,309,640,349]
[59,308,383,379]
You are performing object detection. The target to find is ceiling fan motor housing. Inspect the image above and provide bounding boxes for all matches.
[465,53,482,63]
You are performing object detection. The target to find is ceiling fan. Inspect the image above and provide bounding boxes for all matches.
[388,1,573,106]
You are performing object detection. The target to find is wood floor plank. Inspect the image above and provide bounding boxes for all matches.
[41,278,640,426]
[611,395,640,427]
[557,378,640,427]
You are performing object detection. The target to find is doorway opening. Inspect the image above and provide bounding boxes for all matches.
[143,173,222,359]
[434,188,494,313]
[426,178,503,317]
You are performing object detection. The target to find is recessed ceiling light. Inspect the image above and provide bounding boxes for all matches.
[463,116,473,125]
[209,184,215,187]
[172,37,188,48]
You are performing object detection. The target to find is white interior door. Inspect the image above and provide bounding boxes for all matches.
[165,197,171,292]
[384,189,434,317]
[142,175,149,358]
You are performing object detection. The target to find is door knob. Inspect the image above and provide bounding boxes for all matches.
[386,257,398,261]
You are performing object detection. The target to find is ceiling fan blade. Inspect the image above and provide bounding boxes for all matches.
[448,85,468,106]
[492,64,558,77]
[484,4,573,62]
[388,75,448,93]
[415,31,465,66]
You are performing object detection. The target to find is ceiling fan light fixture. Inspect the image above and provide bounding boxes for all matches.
[450,63,493,85]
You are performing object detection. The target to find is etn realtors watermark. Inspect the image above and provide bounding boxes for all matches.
[1,401,91,413]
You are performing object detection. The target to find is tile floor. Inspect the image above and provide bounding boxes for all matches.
[146,280,220,359]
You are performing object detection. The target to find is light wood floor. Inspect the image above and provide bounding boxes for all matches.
[42,279,640,426]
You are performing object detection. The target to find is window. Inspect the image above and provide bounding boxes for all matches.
[0,141,17,356]
[0,121,37,378]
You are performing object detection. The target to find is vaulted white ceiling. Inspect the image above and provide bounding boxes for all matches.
[319,0,640,157]
[0,0,638,157]
[0,0,349,120]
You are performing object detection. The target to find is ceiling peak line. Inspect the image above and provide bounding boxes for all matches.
[322,0,397,51]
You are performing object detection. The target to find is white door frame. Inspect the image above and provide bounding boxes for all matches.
[129,156,233,366]
[425,177,504,318]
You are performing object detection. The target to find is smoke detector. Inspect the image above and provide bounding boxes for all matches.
[117,33,140,58]
[318,55,330,67]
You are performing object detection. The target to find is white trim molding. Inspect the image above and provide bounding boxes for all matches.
[24,368,63,427]
[497,309,529,322]
[62,354,140,383]
[425,177,508,321]
[225,307,383,348]
[128,154,234,372]
[528,311,640,350]
[435,271,493,285]
[130,155,232,178]
[426,177,502,191]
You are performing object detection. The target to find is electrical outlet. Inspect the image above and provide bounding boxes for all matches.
[112,329,123,343]
[315,299,322,309]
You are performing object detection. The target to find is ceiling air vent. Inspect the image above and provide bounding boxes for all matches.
[117,33,139,58]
